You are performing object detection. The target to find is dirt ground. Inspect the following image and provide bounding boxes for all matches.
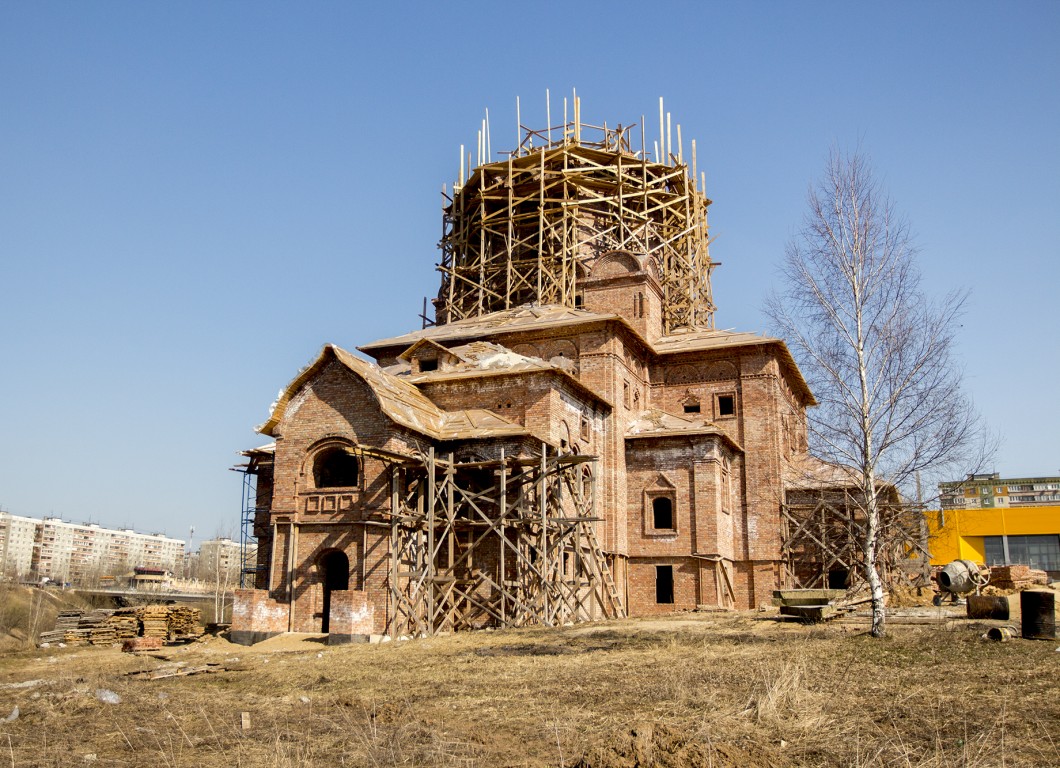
[0,608,1057,767]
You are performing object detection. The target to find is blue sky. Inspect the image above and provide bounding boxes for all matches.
[1,1,1057,543]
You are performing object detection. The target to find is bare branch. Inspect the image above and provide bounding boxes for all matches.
[766,148,993,637]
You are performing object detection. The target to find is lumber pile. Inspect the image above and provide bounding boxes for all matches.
[138,605,171,638]
[107,610,140,640]
[38,610,82,644]
[39,608,122,646]
[165,605,202,638]
[39,605,203,647]
[990,565,1048,591]
[80,609,117,646]
[133,604,202,639]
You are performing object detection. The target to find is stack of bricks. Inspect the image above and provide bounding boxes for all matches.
[121,636,164,652]
[990,564,1048,591]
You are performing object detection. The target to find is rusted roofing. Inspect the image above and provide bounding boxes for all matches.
[654,328,816,407]
[783,454,903,501]
[396,338,466,363]
[258,345,529,442]
[783,453,859,489]
[653,328,779,353]
[364,307,814,404]
[415,341,556,377]
[359,304,622,354]
[258,345,445,437]
[625,409,742,452]
[385,340,610,409]
[439,409,528,440]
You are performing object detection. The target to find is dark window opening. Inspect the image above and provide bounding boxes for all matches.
[652,496,674,529]
[655,565,674,604]
[827,569,849,589]
[313,447,359,488]
[717,394,735,417]
[683,403,701,414]
[419,358,438,372]
[574,293,584,308]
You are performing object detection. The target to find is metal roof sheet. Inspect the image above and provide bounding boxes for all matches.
[359,304,621,353]
[258,345,529,442]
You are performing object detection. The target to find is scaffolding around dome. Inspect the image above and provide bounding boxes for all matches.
[436,97,716,333]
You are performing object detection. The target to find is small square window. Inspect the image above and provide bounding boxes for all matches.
[418,358,438,372]
[683,402,700,414]
[716,394,735,418]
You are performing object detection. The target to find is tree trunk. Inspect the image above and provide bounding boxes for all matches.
[862,492,887,637]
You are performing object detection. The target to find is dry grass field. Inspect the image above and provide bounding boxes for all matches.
[0,608,1057,767]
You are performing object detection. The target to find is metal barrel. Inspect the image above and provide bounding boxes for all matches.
[967,595,1010,620]
[986,626,1017,642]
[1020,590,1056,640]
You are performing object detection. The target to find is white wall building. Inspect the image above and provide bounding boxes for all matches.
[0,513,185,584]
[0,512,41,579]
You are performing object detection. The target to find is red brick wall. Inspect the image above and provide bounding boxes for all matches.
[328,590,375,636]
[627,558,699,614]
[245,312,813,633]
[232,589,288,634]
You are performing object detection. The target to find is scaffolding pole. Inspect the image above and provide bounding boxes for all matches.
[437,114,714,332]
[387,446,624,637]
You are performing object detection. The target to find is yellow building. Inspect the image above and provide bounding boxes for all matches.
[926,502,1060,577]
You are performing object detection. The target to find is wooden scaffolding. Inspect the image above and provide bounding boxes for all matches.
[436,99,715,333]
[781,489,932,592]
[387,447,624,636]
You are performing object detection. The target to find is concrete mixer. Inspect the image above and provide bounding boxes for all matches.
[933,559,990,605]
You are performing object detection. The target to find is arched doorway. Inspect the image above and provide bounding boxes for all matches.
[318,550,349,633]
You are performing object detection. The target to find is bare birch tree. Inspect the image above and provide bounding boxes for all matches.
[768,149,988,637]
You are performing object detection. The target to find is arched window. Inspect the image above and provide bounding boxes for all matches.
[652,496,674,530]
[313,447,359,488]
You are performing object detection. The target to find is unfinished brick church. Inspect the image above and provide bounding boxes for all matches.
[232,100,836,645]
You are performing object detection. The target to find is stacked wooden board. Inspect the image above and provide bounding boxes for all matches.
[39,605,203,646]
[138,605,171,638]
[163,605,201,638]
[38,610,84,645]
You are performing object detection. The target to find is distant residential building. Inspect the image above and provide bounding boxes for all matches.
[930,473,1060,576]
[940,472,1060,509]
[196,537,251,582]
[0,512,40,579]
[0,513,185,584]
